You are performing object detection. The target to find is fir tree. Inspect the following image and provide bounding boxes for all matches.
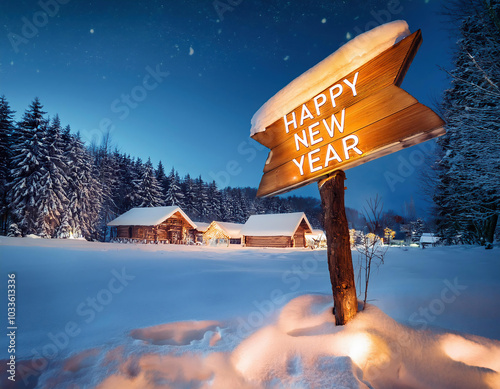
[114,153,136,213]
[35,115,69,237]
[0,96,16,234]
[206,181,222,221]
[165,168,184,207]
[433,0,500,245]
[182,174,197,218]
[194,176,209,221]
[136,158,163,207]
[58,130,102,239]
[9,98,49,235]
[155,160,168,204]
[92,133,118,241]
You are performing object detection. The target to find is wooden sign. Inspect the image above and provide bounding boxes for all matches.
[253,30,445,198]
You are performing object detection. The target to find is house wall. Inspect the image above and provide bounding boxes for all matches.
[204,224,230,243]
[116,226,131,238]
[293,226,306,248]
[113,212,195,243]
[244,236,292,248]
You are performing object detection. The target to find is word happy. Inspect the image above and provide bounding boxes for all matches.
[283,72,363,176]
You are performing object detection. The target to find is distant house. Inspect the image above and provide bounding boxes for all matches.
[240,212,313,248]
[306,229,327,248]
[204,221,244,246]
[419,233,439,248]
[107,206,197,244]
[193,222,210,244]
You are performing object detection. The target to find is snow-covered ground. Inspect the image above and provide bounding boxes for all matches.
[1,237,499,388]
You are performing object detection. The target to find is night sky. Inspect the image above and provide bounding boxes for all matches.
[0,0,453,215]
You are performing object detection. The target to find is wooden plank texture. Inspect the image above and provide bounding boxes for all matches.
[263,85,418,173]
[244,236,292,248]
[257,104,445,197]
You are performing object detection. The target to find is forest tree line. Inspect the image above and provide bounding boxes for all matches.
[0,96,328,240]
[0,95,440,244]
[0,1,498,245]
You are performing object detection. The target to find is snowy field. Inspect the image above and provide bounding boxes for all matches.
[1,237,499,388]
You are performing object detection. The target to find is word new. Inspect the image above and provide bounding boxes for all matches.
[283,72,363,176]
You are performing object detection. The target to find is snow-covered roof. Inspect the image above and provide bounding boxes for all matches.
[215,222,244,239]
[107,206,197,229]
[307,229,326,237]
[420,233,438,244]
[240,213,313,237]
[193,222,210,232]
[250,20,410,135]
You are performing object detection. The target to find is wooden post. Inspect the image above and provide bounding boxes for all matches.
[319,170,358,325]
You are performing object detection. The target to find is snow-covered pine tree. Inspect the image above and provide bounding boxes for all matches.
[165,168,184,207]
[135,158,163,207]
[182,174,197,218]
[193,176,210,221]
[433,0,500,245]
[128,157,145,208]
[9,98,50,235]
[0,96,16,234]
[232,188,248,223]
[410,218,425,243]
[58,129,102,239]
[206,180,222,221]
[220,189,232,222]
[35,115,69,237]
[155,160,168,205]
[91,133,119,241]
[114,153,136,213]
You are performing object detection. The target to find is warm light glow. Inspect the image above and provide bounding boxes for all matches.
[441,334,500,372]
[345,333,372,367]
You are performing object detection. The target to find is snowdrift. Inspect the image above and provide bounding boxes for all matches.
[30,294,500,389]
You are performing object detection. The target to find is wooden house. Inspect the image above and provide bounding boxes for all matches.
[107,206,197,244]
[240,212,313,248]
[419,233,439,248]
[306,229,327,249]
[193,222,210,244]
[203,221,244,246]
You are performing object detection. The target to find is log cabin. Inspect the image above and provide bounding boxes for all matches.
[203,221,244,246]
[240,212,313,248]
[107,206,197,244]
[193,222,210,244]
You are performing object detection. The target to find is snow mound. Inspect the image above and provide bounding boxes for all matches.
[30,293,500,388]
[250,20,410,135]
[130,320,222,346]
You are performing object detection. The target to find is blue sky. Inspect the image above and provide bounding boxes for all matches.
[0,0,453,215]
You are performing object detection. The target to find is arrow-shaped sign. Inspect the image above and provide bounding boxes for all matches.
[252,30,445,198]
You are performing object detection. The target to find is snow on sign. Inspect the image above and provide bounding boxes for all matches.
[251,21,445,197]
